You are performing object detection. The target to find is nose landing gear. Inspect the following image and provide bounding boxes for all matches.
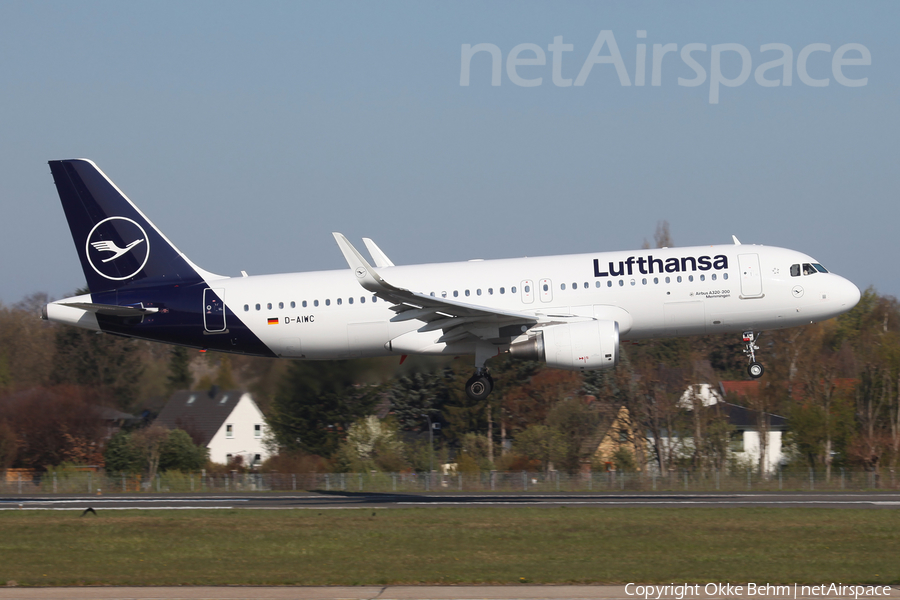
[743,331,764,379]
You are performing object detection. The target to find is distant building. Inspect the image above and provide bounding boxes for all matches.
[155,389,270,467]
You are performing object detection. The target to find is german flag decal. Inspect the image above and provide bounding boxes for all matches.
[267,317,279,325]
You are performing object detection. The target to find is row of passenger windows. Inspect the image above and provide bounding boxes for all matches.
[244,296,381,311]
[242,272,730,312]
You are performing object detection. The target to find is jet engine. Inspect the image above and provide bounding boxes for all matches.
[509,320,619,371]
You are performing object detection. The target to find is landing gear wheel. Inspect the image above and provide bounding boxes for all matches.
[465,374,493,401]
[748,362,764,379]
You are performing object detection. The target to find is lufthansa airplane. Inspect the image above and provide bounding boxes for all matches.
[42,159,861,400]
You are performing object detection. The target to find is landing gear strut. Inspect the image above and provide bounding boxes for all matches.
[743,331,765,379]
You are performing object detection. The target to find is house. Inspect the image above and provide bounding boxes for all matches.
[582,382,787,474]
[155,388,270,467]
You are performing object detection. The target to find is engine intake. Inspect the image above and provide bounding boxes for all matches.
[509,320,619,371]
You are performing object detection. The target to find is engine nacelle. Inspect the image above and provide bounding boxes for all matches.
[509,320,619,371]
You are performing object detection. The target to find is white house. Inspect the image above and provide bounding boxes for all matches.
[155,388,271,467]
[640,383,786,475]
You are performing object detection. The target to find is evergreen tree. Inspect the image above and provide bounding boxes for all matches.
[266,360,380,456]
[166,347,193,393]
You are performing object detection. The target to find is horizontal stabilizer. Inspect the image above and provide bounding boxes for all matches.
[59,302,159,317]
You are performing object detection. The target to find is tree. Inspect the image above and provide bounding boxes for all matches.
[166,347,193,393]
[334,416,406,472]
[266,360,380,456]
[159,429,208,472]
[103,431,144,473]
[0,386,105,469]
[131,425,170,481]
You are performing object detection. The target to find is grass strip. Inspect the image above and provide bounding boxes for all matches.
[0,507,897,586]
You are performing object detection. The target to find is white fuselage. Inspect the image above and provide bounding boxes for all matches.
[214,243,859,360]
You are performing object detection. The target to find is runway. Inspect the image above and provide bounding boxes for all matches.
[3,491,900,510]
[0,586,898,600]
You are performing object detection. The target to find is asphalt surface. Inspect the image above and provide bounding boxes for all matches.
[1,587,899,600]
[3,491,900,510]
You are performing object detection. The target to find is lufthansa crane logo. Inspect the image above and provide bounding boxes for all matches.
[85,217,150,281]
[355,267,367,279]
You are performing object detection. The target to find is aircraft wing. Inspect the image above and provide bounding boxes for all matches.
[333,233,538,344]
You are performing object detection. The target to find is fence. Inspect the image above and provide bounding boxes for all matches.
[2,468,899,495]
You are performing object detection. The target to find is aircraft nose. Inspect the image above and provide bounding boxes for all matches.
[838,277,861,310]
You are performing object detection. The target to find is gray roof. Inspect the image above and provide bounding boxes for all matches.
[155,389,248,446]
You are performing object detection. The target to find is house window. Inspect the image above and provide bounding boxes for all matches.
[254,424,262,438]
[226,453,233,462]
[618,429,628,443]
[226,424,233,439]
[254,454,262,464]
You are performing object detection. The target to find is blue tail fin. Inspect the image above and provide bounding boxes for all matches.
[49,159,211,293]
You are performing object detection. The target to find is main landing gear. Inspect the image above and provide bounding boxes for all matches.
[465,343,496,401]
[742,331,765,379]
[465,370,494,401]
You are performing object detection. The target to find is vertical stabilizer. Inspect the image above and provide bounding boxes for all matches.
[48,159,219,293]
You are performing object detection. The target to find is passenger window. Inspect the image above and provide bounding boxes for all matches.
[453,291,459,297]
[618,280,624,287]
[688,275,694,282]
[348,297,353,304]
[571,282,577,290]
[700,275,705,281]
[653,277,658,284]
[290,301,296,308]
[677,276,682,283]
[277,302,283,309]
[360,297,365,303]
[325,299,331,306]
[430,292,435,297]
[723,273,729,280]
[630,279,635,286]
[607,281,612,288]
[543,284,548,292]
[584,282,588,289]
[642,278,647,285]
[512,286,517,293]
[711,274,717,281]
[524,285,530,293]
[477,289,482,296]
[255,304,260,311]
[488,288,493,295]
[267,303,272,310]
[561,283,566,290]
[302,301,308,308]
[790,264,801,277]
[337,298,342,305]
[372,296,377,303]
[243,304,249,312]
[665,277,670,284]
[314,300,319,307]
[441,291,447,298]
[595,281,601,288]
[465,290,470,297]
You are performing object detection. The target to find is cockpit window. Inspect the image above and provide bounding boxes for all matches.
[790,264,800,277]
[802,263,817,276]
[813,263,828,273]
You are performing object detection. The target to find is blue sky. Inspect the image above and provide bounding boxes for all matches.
[1,1,897,304]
